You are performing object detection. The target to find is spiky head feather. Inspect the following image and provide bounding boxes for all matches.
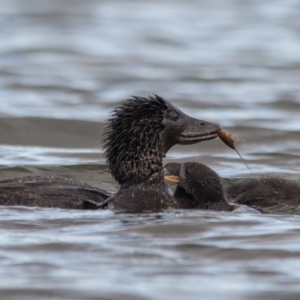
[103,95,168,185]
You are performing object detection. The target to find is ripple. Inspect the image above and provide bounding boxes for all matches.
[1,209,300,299]
[1,0,300,298]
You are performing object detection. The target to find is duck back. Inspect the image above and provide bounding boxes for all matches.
[227,177,300,214]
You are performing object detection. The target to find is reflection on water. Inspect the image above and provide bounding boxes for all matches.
[1,0,300,299]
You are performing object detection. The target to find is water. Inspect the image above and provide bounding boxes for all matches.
[2,209,300,300]
[1,0,300,299]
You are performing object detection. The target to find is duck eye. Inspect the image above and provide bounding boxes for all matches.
[167,110,179,121]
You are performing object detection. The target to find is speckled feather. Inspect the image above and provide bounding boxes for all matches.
[103,95,168,186]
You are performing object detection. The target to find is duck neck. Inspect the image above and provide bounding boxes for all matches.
[108,129,165,188]
[116,150,165,189]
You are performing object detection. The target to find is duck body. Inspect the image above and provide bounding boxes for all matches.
[227,176,300,214]
[0,176,110,209]
[164,161,297,214]
[165,162,232,211]
[104,182,179,211]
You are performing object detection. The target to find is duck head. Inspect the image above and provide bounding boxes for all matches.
[160,101,219,153]
[165,162,230,211]
[103,96,220,187]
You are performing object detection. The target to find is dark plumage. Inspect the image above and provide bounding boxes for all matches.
[0,176,110,209]
[165,162,232,211]
[0,95,220,210]
[227,177,300,214]
[90,95,220,212]
[103,96,167,186]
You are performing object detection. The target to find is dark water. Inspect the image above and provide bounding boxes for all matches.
[1,0,300,299]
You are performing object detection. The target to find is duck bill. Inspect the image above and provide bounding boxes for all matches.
[178,117,220,145]
[164,163,181,184]
[164,175,180,184]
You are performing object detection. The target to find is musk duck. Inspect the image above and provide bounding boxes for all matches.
[86,95,220,212]
[164,162,232,211]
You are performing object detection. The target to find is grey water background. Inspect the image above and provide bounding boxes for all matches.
[1,0,300,299]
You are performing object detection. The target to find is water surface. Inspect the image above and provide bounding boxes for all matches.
[1,0,300,299]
